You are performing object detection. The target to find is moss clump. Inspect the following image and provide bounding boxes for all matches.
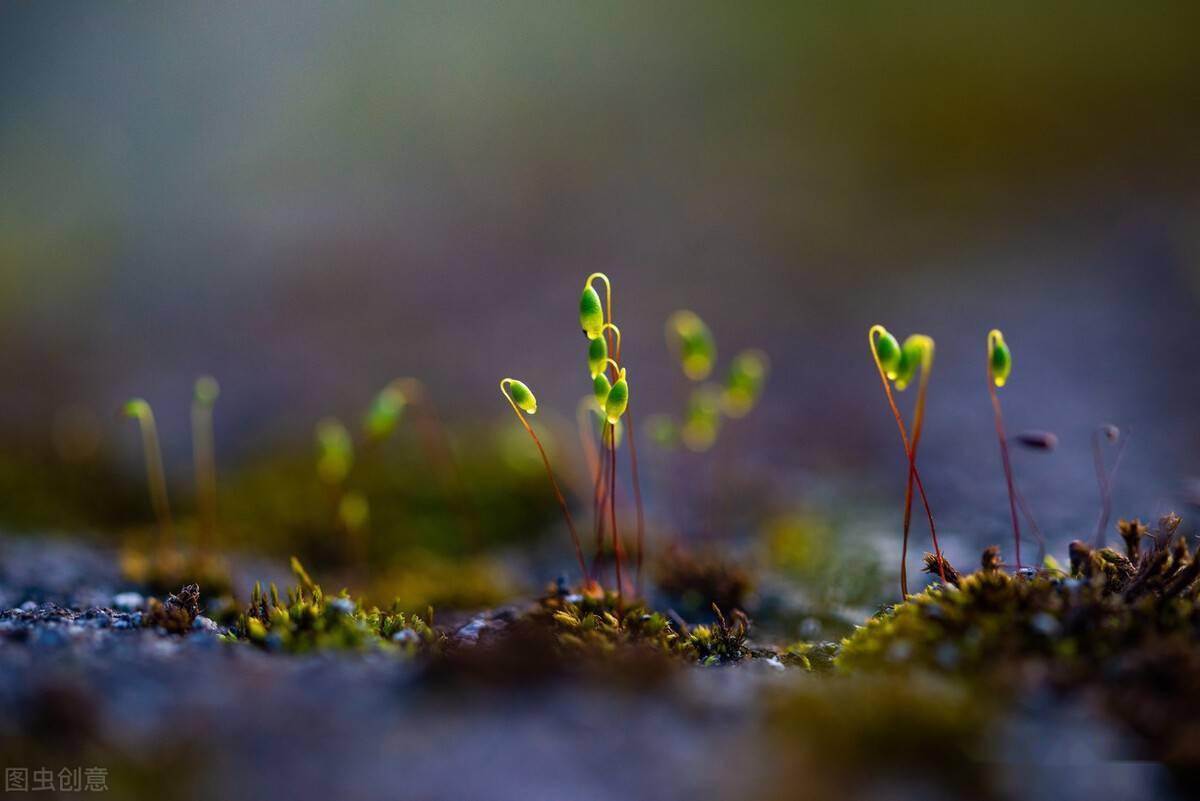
[538,586,754,665]
[227,558,441,655]
[839,515,1200,680]
[144,583,201,634]
[837,514,1200,771]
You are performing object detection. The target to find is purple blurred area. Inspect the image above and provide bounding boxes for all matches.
[3,3,1200,555]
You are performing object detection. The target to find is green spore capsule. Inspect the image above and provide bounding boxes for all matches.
[667,310,716,381]
[315,418,354,485]
[593,373,612,409]
[505,379,538,414]
[194,375,220,406]
[722,349,769,417]
[580,285,604,339]
[988,330,1012,388]
[604,369,629,424]
[682,385,721,452]
[587,336,608,378]
[364,386,407,440]
[123,398,150,419]
[873,327,902,378]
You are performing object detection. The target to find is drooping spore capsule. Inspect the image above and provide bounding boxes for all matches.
[505,379,538,414]
[988,330,1012,388]
[872,327,902,378]
[580,285,604,339]
[604,369,629,424]
[721,349,769,417]
[315,418,354,485]
[364,385,408,441]
[593,373,612,409]
[666,310,716,381]
[587,335,608,378]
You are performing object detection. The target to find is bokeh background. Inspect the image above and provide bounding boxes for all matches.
[4,2,1200,588]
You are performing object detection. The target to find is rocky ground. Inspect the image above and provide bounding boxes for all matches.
[0,534,1184,801]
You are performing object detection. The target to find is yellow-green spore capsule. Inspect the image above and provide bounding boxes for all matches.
[592,373,612,409]
[989,330,1012,388]
[667,310,716,381]
[580,285,604,339]
[194,375,220,406]
[587,336,608,378]
[604,369,629,424]
[506,379,538,414]
[682,385,721,452]
[123,398,151,420]
[872,327,901,378]
[315,418,354,485]
[722,349,769,417]
[892,342,916,388]
[364,385,407,440]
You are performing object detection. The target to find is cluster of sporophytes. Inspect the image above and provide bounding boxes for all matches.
[838,514,1200,679]
[868,325,944,595]
[871,326,1127,598]
[646,310,769,453]
[835,514,1200,768]
[315,377,474,567]
[500,272,646,607]
[225,558,440,654]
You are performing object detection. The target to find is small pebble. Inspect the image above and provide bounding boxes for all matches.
[192,615,220,633]
[113,592,146,612]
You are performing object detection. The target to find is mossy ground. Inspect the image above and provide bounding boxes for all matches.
[838,515,1200,767]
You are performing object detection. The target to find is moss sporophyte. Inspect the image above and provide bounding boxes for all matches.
[500,378,590,585]
[578,273,643,605]
[986,329,1023,569]
[123,398,174,549]
[868,325,945,592]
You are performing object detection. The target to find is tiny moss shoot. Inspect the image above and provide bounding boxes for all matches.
[868,325,945,590]
[191,375,220,552]
[986,328,1022,568]
[500,378,589,583]
[123,398,174,549]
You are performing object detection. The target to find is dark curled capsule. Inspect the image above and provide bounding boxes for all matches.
[1014,430,1058,451]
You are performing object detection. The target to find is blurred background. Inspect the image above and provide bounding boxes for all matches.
[3,2,1200,604]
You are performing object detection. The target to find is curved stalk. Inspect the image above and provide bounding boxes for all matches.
[869,327,945,588]
[501,379,589,582]
[125,400,174,550]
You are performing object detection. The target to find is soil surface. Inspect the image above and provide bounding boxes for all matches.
[0,534,1182,801]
